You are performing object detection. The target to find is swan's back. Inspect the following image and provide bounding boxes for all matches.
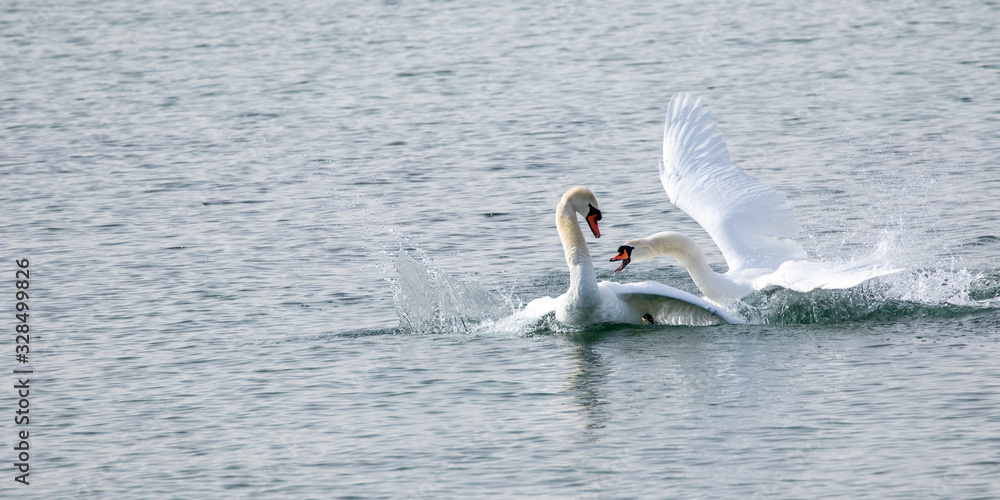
[661,92,807,273]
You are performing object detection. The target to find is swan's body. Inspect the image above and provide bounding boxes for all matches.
[523,187,742,326]
[611,93,901,304]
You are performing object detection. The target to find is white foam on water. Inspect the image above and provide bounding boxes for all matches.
[389,247,520,334]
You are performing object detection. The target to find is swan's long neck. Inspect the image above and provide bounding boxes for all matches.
[556,198,599,307]
[641,232,749,303]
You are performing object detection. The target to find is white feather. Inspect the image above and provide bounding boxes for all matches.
[661,92,807,272]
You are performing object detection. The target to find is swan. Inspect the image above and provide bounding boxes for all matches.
[522,186,743,326]
[610,92,901,304]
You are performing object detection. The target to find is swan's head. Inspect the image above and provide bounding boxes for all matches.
[610,245,633,274]
[609,237,654,274]
[561,186,603,238]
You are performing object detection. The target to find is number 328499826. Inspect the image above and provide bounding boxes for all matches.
[15,259,29,358]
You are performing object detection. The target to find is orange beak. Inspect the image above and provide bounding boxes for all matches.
[610,245,633,274]
[585,204,602,238]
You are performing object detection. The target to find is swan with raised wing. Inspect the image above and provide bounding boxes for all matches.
[522,186,742,326]
[610,93,900,305]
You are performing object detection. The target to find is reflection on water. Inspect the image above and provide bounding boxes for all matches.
[566,336,613,431]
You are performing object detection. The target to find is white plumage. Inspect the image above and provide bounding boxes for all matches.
[662,92,806,272]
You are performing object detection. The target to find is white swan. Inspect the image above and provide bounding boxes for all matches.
[522,187,743,326]
[610,93,901,304]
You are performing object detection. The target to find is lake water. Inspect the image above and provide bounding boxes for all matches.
[3,0,1000,497]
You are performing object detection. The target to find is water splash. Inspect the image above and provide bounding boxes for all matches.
[737,268,1000,325]
[887,267,999,306]
[325,184,537,335]
[389,247,519,334]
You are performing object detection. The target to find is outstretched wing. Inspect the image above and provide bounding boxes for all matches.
[604,281,745,325]
[661,92,807,273]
